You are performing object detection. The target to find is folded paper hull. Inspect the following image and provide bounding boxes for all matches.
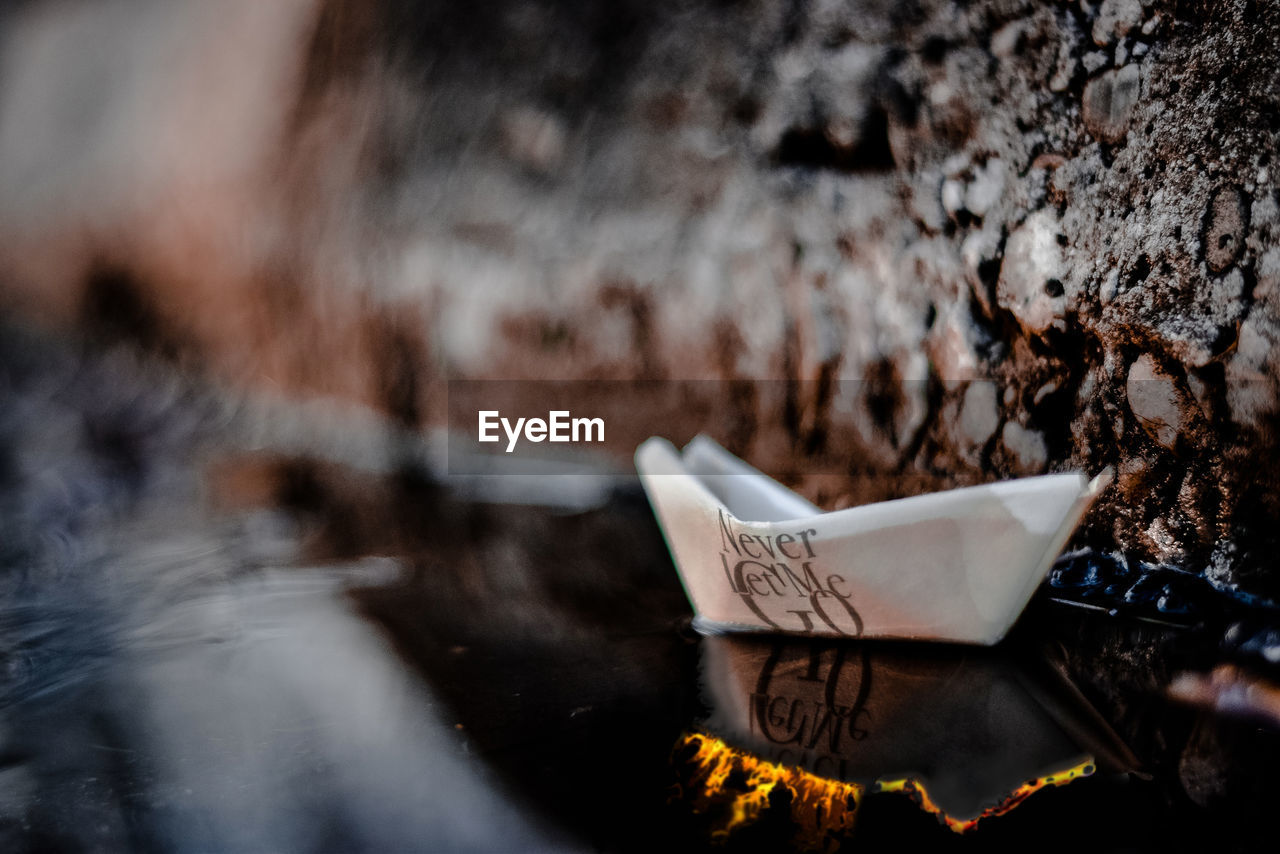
[635,436,1109,645]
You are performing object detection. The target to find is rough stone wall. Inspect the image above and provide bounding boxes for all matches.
[1,0,1278,591]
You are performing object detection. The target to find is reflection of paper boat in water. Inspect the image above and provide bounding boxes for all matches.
[689,635,1137,830]
[635,436,1110,644]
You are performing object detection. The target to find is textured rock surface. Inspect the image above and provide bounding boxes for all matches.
[0,0,1278,592]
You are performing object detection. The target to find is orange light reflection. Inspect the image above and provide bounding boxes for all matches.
[673,732,1095,844]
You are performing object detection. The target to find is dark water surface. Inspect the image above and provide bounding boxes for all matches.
[349,478,1274,852]
[2,326,1278,852]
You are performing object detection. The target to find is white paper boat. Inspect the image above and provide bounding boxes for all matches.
[635,436,1111,645]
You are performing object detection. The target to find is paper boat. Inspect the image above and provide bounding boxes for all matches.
[635,436,1110,645]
